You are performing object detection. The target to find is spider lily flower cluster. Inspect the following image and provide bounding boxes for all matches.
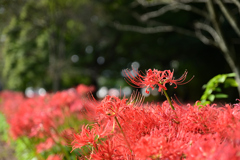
[124,68,193,111]
[1,69,240,159]
[0,84,95,160]
[124,68,192,94]
[69,95,240,159]
[67,69,240,159]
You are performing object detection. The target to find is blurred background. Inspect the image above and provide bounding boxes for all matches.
[0,0,239,103]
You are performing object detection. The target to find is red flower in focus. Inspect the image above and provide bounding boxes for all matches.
[91,139,122,159]
[96,95,128,117]
[71,125,96,151]
[123,68,193,94]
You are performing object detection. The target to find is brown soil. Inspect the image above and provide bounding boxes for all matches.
[0,140,17,160]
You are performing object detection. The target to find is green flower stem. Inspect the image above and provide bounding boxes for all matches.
[162,89,175,110]
[50,127,71,160]
[161,87,179,124]
[59,142,71,160]
[114,116,132,153]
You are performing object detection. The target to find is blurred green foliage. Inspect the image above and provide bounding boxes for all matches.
[0,112,93,160]
[15,137,37,160]
[0,112,9,141]
[1,0,98,91]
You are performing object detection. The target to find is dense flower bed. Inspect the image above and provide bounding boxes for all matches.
[70,95,240,159]
[1,69,240,160]
[68,69,240,159]
[0,84,95,159]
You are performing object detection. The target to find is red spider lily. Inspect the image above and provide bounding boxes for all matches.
[123,68,193,94]
[90,139,123,160]
[0,84,96,159]
[96,95,128,118]
[3,83,240,159]
[133,134,187,159]
[71,125,96,151]
[71,123,113,152]
[0,84,95,139]
[70,94,240,159]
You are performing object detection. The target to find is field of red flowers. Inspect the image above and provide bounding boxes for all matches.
[0,84,96,159]
[1,69,240,160]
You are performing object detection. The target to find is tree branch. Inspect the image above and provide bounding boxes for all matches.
[217,0,240,37]
[135,0,172,7]
[194,22,218,46]
[207,0,228,52]
[136,0,234,7]
[114,23,173,33]
[140,2,208,21]
[207,0,240,95]
[231,0,240,11]
[133,0,240,95]
[114,22,196,37]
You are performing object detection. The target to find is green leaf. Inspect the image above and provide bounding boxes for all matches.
[226,73,236,77]
[198,100,210,106]
[218,75,227,83]
[205,101,211,105]
[207,81,216,88]
[214,87,222,92]
[215,93,228,99]
[200,73,238,103]
[200,94,208,100]
[224,79,238,88]
[202,84,207,89]
[208,94,215,102]
[206,88,213,94]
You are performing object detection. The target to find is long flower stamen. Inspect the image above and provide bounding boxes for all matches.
[123,68,193,94]
[123,68,193,115]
